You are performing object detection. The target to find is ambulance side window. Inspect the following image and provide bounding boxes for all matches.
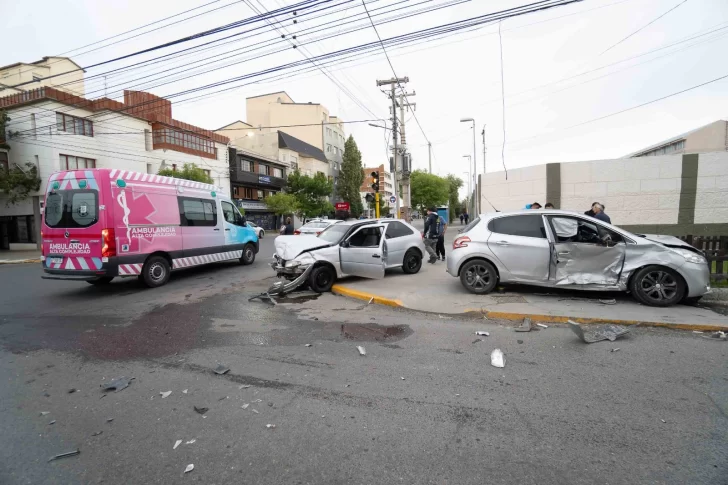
[178,197,217,227]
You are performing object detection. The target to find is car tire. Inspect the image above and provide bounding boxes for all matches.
[141,256,171,288]
[681,295,703,306]
[87,277,113,285]
[259,230,264,239]
[630,265,685,307]
[240,243,256,265]
[308,265,336,293]
[459,259,498,295]
[402,250,422,274]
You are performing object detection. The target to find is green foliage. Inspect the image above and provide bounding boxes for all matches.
[0,110,10,150]
[410,170,449,213]
[337,135,364,217]
[158,163,213,184]
[264,192,298,216]
[0,162,41,205]
[445,174,464,222]
[286,170,334,219]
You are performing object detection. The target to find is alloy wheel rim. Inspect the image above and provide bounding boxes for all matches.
[149,263,165,282]
[639,271,677,301]
[245,249,254,261]
[465,264,491,289]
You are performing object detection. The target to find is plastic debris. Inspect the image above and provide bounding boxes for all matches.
[252,409,259,414]
[68,388,78,394]
[186,439,196,444]
[514,318,532,332]
[91,431,103,437]
[305,344,312,347]
[238,385,251,389]
[475,331,490,336]
[100,376,134,392]
[184,464,194,474]
[182,389,188,394]
[251,399,262,403]
[536,323,549,328]
[218,396,229,401]
[174,440,182,450]
[48,420,56,425]
[357,346,366,356]
[701,331,727,341]
[438,314,453,320]
[160,391,172,399]
[490,349,506,368]
[214,364,230,375]
[368,297,374,304]
[40,411,50,416]
[400,377,405,380]
[242,404,249,409]
[106,418,114,423]
[48,450,80,462]
[193,406,209,415]
[266,424,276,429]
[610,348,621,352]
[567,320,630,344]
[692,330,704,334]
[599,299,617,305]
[661,419,666,423]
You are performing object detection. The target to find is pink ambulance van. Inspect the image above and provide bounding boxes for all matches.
[41,168,259,287]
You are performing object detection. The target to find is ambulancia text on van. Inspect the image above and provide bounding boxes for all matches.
[41,168,258,287]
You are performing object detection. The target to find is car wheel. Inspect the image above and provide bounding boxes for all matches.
[460,259,498,295]
[630,265,685,307]
[87,277,113,285]
[402,250,422,274]
[259,230,264,239]
[308,265,336,293]
[681,296,703,306]
[141,256,171,288]
[240,243,256,265]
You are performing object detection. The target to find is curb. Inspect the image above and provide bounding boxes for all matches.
[0,259,40,265]
[331,284,728,332]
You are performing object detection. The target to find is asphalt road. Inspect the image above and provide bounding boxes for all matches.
[0,235,727,485]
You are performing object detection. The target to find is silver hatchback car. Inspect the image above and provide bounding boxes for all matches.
[272,219,427,292]
[446,210,710,307]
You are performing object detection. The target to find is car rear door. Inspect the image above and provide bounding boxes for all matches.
[546,215,626,285]
[383,221,415,266]
[486,214,550,282]
[339,224,387,279]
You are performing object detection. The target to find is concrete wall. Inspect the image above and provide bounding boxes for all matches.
[685,120,728,154]
[480,152,728,235]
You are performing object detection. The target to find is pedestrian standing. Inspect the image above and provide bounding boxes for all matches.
[463,211,469,225]
[436,213,448,261]
[284,217,295,235]
[584,202,600,217]
[591,203,612,224]
[460,214,464,225]
[423,207,440,264]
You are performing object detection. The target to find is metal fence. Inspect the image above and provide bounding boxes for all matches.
[679,235,728,281]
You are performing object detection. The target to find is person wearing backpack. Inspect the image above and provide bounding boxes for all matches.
[423,207,441,264]
[436,213,448,261]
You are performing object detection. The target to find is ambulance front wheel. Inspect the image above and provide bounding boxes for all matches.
[141,255,171,288]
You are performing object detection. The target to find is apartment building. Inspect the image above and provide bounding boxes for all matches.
[627,120,728,157]
[224,91,345,198]
[0,87,229,250]
[0,57,86,97]
[360,164,394,198]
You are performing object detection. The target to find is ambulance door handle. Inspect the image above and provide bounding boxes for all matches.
[225,228,231,231]
[213,228,220,231]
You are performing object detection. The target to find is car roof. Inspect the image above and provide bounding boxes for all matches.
[479,209,585,220]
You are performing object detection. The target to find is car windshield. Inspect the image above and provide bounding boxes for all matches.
[317,224,349,243]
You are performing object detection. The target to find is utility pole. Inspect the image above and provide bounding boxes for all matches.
[376,76,408,219]
[428,142,432,173]
[398,90,415,222]
[481,124,486,214]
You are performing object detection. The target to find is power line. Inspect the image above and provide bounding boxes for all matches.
[600,0,689,55]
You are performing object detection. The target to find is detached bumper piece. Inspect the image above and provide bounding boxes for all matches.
[249,265,314,303]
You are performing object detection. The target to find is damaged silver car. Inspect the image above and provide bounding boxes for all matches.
[270,219,426,293]
[446,210,710,307]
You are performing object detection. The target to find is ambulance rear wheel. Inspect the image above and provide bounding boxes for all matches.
[142,256,171,288]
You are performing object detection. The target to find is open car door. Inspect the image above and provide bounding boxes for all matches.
[339,224,387,279]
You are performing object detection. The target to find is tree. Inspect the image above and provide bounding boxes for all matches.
[286,170,334,220]
[0,110,41,205]
[337,135,364,217]
[410,170,449,214]
[445,174,464,223]
[264,192,298,216]
[158,163,213,184]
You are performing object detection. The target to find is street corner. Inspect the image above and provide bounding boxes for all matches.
[331,284,404,308]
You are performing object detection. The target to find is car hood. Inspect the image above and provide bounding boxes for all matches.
[274,235,331,260]
[640,234,697,251]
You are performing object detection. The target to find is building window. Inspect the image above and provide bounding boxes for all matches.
[258,164,269,175]
[56,113,93,137]
[240,159,252,172]
[144,129,152,151]
[290,156,298,171]
[638,139,686,157]
[326,144,332,153]
[146,163,153,174]
[60,154,95,170]
[152,127,216,157]
[0,151,8,172]
[273,167,283,178]
[257,190,264,199]
[244,187,253,199]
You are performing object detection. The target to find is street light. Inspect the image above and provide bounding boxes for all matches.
[462,157,471,216]
[460,117,477,218]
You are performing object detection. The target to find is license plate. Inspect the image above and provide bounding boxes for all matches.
[50,257,64,264]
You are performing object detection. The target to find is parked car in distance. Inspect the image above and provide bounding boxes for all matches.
[294,219,342,236]
[247,221,265,239]
[446,210,710,307]
[272,219,427,292]
[41,169,258,288]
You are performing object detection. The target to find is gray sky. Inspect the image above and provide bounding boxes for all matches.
[3,0,727,199]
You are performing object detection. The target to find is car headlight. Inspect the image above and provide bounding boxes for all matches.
[670,248,706,264]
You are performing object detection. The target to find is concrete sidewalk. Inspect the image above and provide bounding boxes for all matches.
[332,221,728,330]
[0,250,41,264]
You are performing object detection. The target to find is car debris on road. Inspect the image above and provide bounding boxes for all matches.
[184,464,194,474]
[491,349,506,368]
[100,376,134,392]
[213,364,230,375]
[357,346,366,356]
[567,320,630,343]
[475,331,490,336]
[514,318,532,332]
[48,450,80,462]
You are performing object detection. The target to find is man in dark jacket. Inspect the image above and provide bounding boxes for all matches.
[423,207,440,264]
[592,203,611,224]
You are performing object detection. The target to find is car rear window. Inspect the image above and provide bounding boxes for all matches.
[44,190,99,229]
[489,214,545,238]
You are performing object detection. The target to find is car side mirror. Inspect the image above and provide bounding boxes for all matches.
[340,240,350,248]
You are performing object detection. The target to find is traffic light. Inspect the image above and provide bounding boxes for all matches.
[370,171,380,192]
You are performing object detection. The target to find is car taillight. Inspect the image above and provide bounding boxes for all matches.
[294,230,301,235]
[102,228,116,258]
[453,236,471,249]
[316,231,322,236]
